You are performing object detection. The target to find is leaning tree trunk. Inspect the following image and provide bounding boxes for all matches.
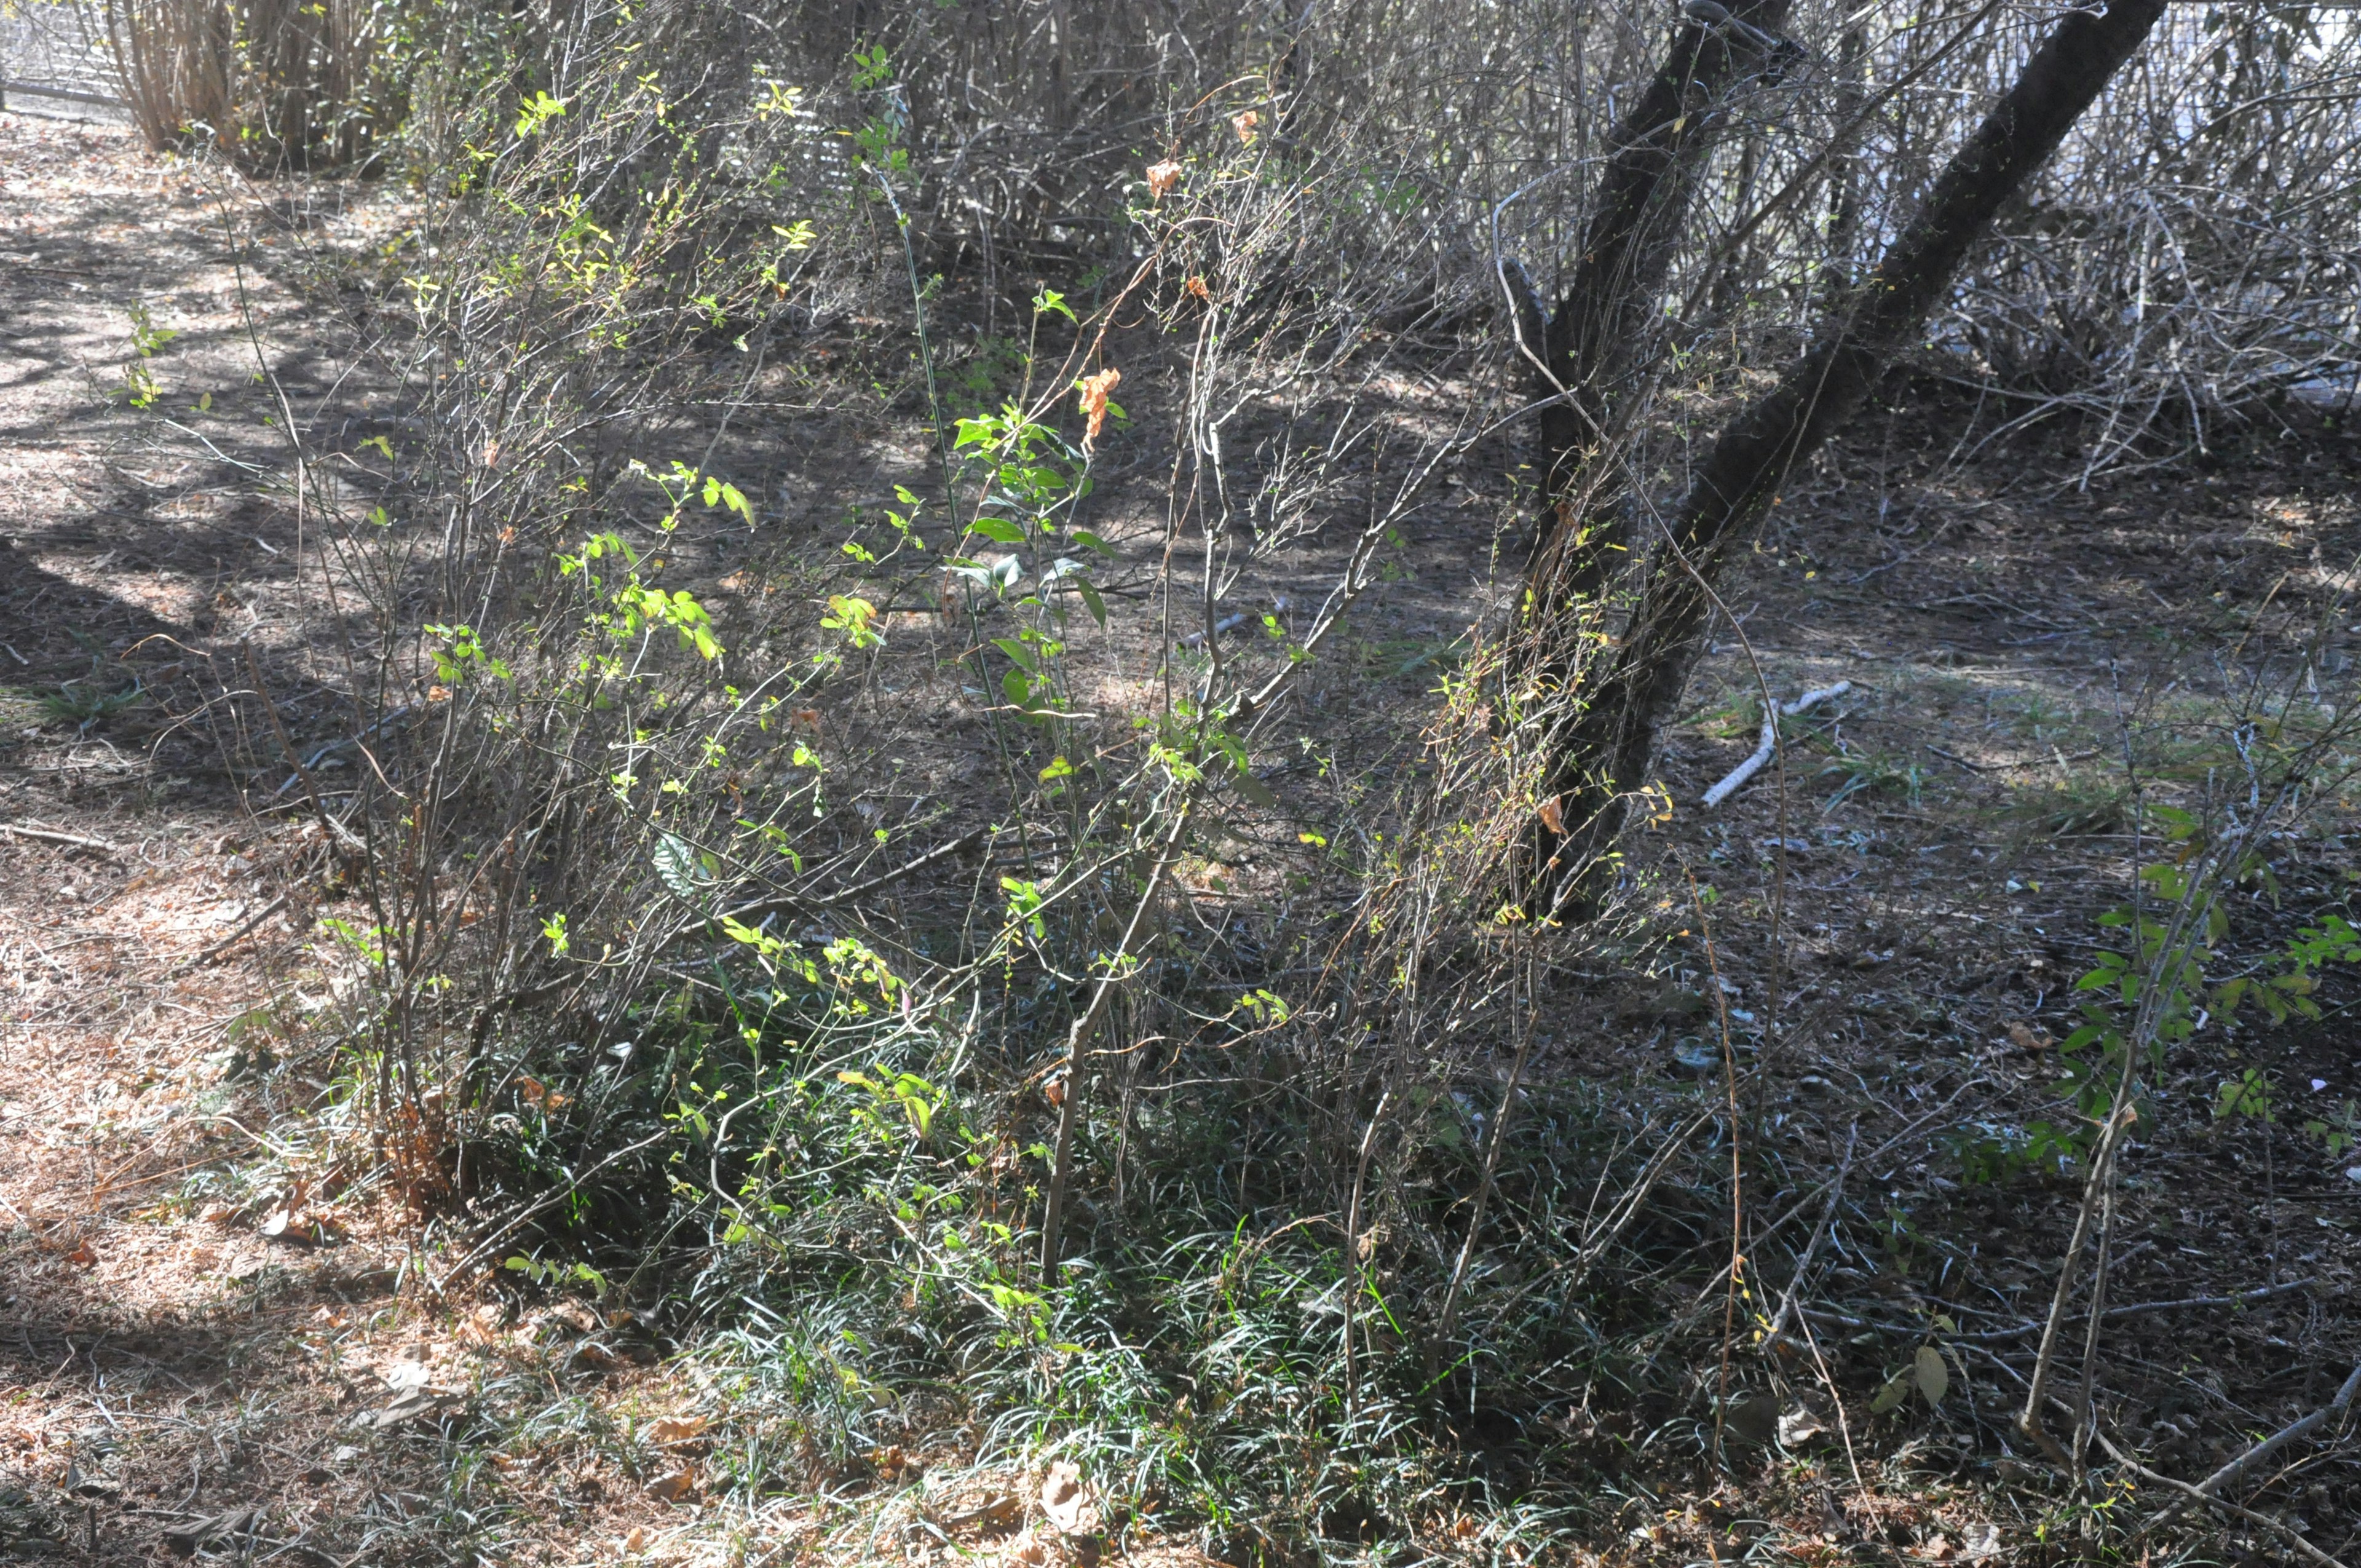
[1520,0,1795,608]
[1529,0,2169,917]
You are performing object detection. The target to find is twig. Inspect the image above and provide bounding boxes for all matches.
[1765,1122,1857,1341]
[1690,869,1748,1457]
[1341,1088,1391,1426]
[2092,1423,2354,1568]
[1927,743,2101,772]
[1433,962,1538,1345]
[1793,1288,1869,1499]
[1798,1277,2317,1344]
[712,829,985,930]
[1701,682,1851,807]
[1040,803,1195,1279]
[2098,1278,2319,1324]
[0,823,124,856]
[173,894,291,973]
[2138,1360,2361,1537]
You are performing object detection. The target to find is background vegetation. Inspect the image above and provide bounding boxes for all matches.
[15,0,2361,1562]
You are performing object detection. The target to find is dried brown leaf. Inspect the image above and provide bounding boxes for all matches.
[1040,1459,1093,1534]
[1077,368,1121,451]
[648,1416,708,1447]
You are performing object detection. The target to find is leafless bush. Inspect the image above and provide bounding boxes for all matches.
[759,1,2360,467]
[103,0,400,167]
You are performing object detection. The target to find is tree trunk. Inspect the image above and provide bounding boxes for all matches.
[1820,20,1868,309]
[1524,0,1795,607]
[1529,0,2169,918]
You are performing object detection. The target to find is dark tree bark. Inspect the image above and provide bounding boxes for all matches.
[1522,0,1795,607]
[1530,0,2170,916]
[1819,20,1869,309]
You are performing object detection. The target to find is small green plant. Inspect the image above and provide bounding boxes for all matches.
[1959,807,2358,1184]
[1819,746,1926,812]
[502,1254,607,1292]
[938,296,1121,727]
[2212,1066,2276,1123]
[116,303,178,409]
[513,90,568,138]
[39,675,143,731]
[2303,1096,2359,1160]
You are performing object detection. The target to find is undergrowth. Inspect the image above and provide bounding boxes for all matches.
[149,1,2361,1562]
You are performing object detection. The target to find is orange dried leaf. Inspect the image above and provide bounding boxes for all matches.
[648,1416,708,1447]
[649,1467,699,1503]
[1144,160,1182,200]
[1537,796,1567,835]
[1231,110,1260,144]
[1077,367,1121,451]
[1185,274,1210,301]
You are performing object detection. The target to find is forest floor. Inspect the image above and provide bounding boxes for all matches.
[4,113,2360,1566]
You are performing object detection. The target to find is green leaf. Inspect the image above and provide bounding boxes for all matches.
[1069,528,1115,557]
[992,637,1040,673]
[652,832,706,902]
[970,517,1027,544]
[1913,1345,1948,1407]
[1231,762,1278,808]
[1870,1372,1911,1415]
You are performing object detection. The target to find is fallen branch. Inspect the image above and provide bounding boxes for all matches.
[2094,1423,2353,1568]
[1177,596,1289,649]
[1798,1276,2317,1345]
[1927,743,2102,773]
[2138,1359,2361,1537]
[1177,611,1252,649]
[0,822,124,857]
[1701,681,1851,807]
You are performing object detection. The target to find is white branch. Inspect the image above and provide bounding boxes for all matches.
[1701,681,1852,809]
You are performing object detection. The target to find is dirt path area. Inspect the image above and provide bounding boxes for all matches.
[0,113,433,1566]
